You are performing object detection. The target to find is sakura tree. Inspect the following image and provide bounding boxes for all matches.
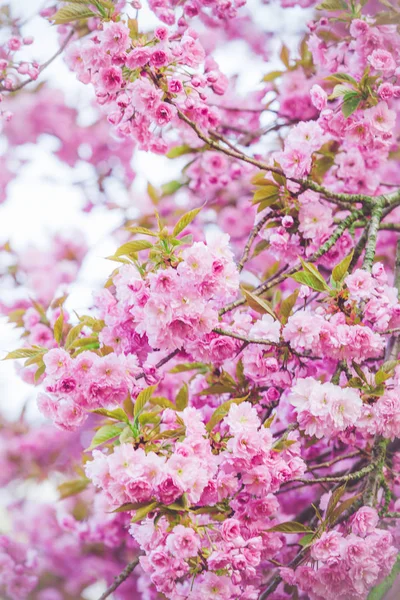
[2,0,400,598]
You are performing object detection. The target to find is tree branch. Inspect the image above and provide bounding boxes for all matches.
[97,558,140,600]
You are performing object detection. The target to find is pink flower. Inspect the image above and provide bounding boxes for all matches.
[310,84,327,111]
[98,66,123,93]
[101,22,131,54]
[365,102,396,134]
[166,525,201,558]
[155,473,184,504]
[345,269,375,300]
[368,49,396,73]
[351,507,379,537]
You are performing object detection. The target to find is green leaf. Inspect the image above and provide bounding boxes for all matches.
[134,385,157,418]
[87,424,124,451]
[206,396,248,432]
[380,359,400,374]
[161,180,184,196]
[150,396,176,410]
[280,44,290,68]
[352,361,368,384]
[90,407,129,423]
[112,501,152,513]
[199,383,236,396]
[329,493,361,523]
[329,84,353,99]
[115,240,153,257]
[342,93,362,118]
[272,439,297,452]
[53,311,64,345]
[34,363,46,382]
[147,182,159,205]
[173,208,201,236]
[131,501,158,523]
[166,145,192,158]
[316,0,347,10]
[267,521,314,534]
[375,369,392,385]
[300,260,330,290]
[262,70,283,82]
[368,555,400,600]
[175,383,189,411]
[58,478,90,499]
[325,484,346,520]
[290,271,328,293]
[264,414,275,428]
[65,323,84,349]
[279,289,299,325]
[3,348,44,360]
[253,185,279,203]
[325,72,358,86]
[125,226,158,237]
[298,533,315,547]
[52,5,96,23]
[332,250,354,283]
[169,362,209,373]
[242,288,278,320]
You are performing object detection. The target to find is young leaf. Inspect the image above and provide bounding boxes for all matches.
[242,288,278,320]
[125,226,158,237]
[134,385,157,418]
[329,493,361,524]
[90,407,129,423]
[4,348,44,360]
[87,424,124,451]
[206,396,248,432]
[325,484,346,520]
[300,260,330,290]
[342,93,362,118]
[115,240,153,257]
[175,383,189,411]
[262,70,283,82]
[65,323,84,349]
[150,396,177,410]
[290,271,328,293]
[131,501,158,523]
[267,521,314,534]
[53,311,64,345]
[52,5,95,23]
[166,144,192,158]
[280,44,290,68]
[169,362,209,373]
[279,289,299,324]
[325,72,358,86]
[58,478,90,499]
[172,208,201,236]
[332,250,354,283]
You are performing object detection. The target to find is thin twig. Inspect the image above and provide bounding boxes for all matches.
[0,31,74,93]
[97,558,140,600]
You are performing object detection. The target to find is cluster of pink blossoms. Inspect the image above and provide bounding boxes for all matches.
[38,349,141,430]
[0,32,36,121]
[288,508,397,600]
[4,0,400,598]
[86,402,305,598]
[288,378,363,439]
[0,536,38,600]
[96,234,239,355]
[66,21,227,152]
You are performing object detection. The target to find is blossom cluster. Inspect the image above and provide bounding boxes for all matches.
[96,234,239,355]
[291,511,397,600]
[66,21,227,151]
